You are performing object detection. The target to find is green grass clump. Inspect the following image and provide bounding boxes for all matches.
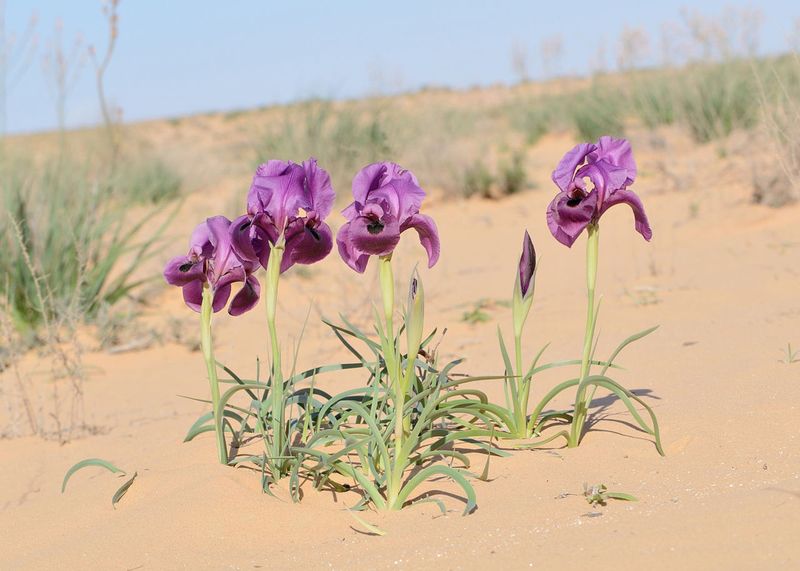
[462,160,494,198]
[114,157,182,204]
[0,154,166,332]
[257,101,391,194]
[630,72,677,128]
[506,99,551,145]
[461,152,528,199]
[499,151,528,195]
[568,85,626,141]
[676,62,759,143]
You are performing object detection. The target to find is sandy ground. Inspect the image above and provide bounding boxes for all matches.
[1,128,799,570]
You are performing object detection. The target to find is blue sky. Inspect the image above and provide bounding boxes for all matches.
[4,0,799,133]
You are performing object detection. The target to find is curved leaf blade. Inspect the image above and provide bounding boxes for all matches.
[62,458,125,493]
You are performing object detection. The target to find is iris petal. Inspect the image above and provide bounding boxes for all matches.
[546,190,598,247]
[229,275,261,316]
[338,162,434,271]
[282,220,334,273]
[348,214,401,257]
[598,188,653,241]
[182,280,203,312]
[163,255,204,286]
[211,283,232,313]
[336,222,371,273]
[301,158,335,220]
[551,143,596,192]
[400,213,440,268]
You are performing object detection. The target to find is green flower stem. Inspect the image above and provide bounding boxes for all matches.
[569,222,599,447]
[513,332,527,438]
[266,244,285,465]
[200,283,227,464]
[378,254,405,509]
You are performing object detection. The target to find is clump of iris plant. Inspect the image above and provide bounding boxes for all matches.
[227,158,335,477]
[164,216,262,463]
[336,162,439,439]
[162,147,664,516]
[545,136,663,453]
[166,159,335,472]
[294,162,487,514]
[460,230,609,445]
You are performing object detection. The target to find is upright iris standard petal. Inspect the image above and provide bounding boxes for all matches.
[235,158,335,273]
[518,230,536,298]
[589,136,637,185]
[547,136,651,246]
[301,158,335,219]
[247,160,305,232]
[163,216,261,316]
[552,143,596,192]
[336,161,439,273]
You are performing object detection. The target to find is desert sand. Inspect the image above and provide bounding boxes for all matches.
[1,113,799,570]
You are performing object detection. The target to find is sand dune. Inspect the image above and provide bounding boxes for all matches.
[1,119,799,570]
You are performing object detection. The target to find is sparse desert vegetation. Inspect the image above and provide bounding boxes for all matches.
[1,2,800,570]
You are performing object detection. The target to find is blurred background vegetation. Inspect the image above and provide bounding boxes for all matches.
[1,2,799,437]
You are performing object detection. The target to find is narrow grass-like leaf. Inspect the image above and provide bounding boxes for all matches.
[62,458,125,493]
[183,410,247,442]
[601,326,659,375]
[479,429,495,481]
[583,375,664,455]
[111,472,138,508]
[348,510,386,536]
[395,465,477,515]
[217,362,259,401]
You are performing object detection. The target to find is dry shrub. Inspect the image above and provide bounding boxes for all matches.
[754,54,800,207]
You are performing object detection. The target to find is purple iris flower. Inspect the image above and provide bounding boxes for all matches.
[163,216,261,316]
[336,162,440,273]
[231,158,334,273]
[546,136,652,247]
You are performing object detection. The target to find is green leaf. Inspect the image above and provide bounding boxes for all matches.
[395,465,477,515]
[601,325,659,375]
[496,327,515,379]
[62,458,125,493]
[183,409,247,442]
[285,362,365,386]
[217,362,259,400]
[411,497,448,516]
[479,428,495,481]
[606,491,638,502]
[582,375,664,456]
[347,510,386,536]
[112,472,138,508]
[531,358,621,375]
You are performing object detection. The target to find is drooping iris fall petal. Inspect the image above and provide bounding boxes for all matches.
[546,190,599,248]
